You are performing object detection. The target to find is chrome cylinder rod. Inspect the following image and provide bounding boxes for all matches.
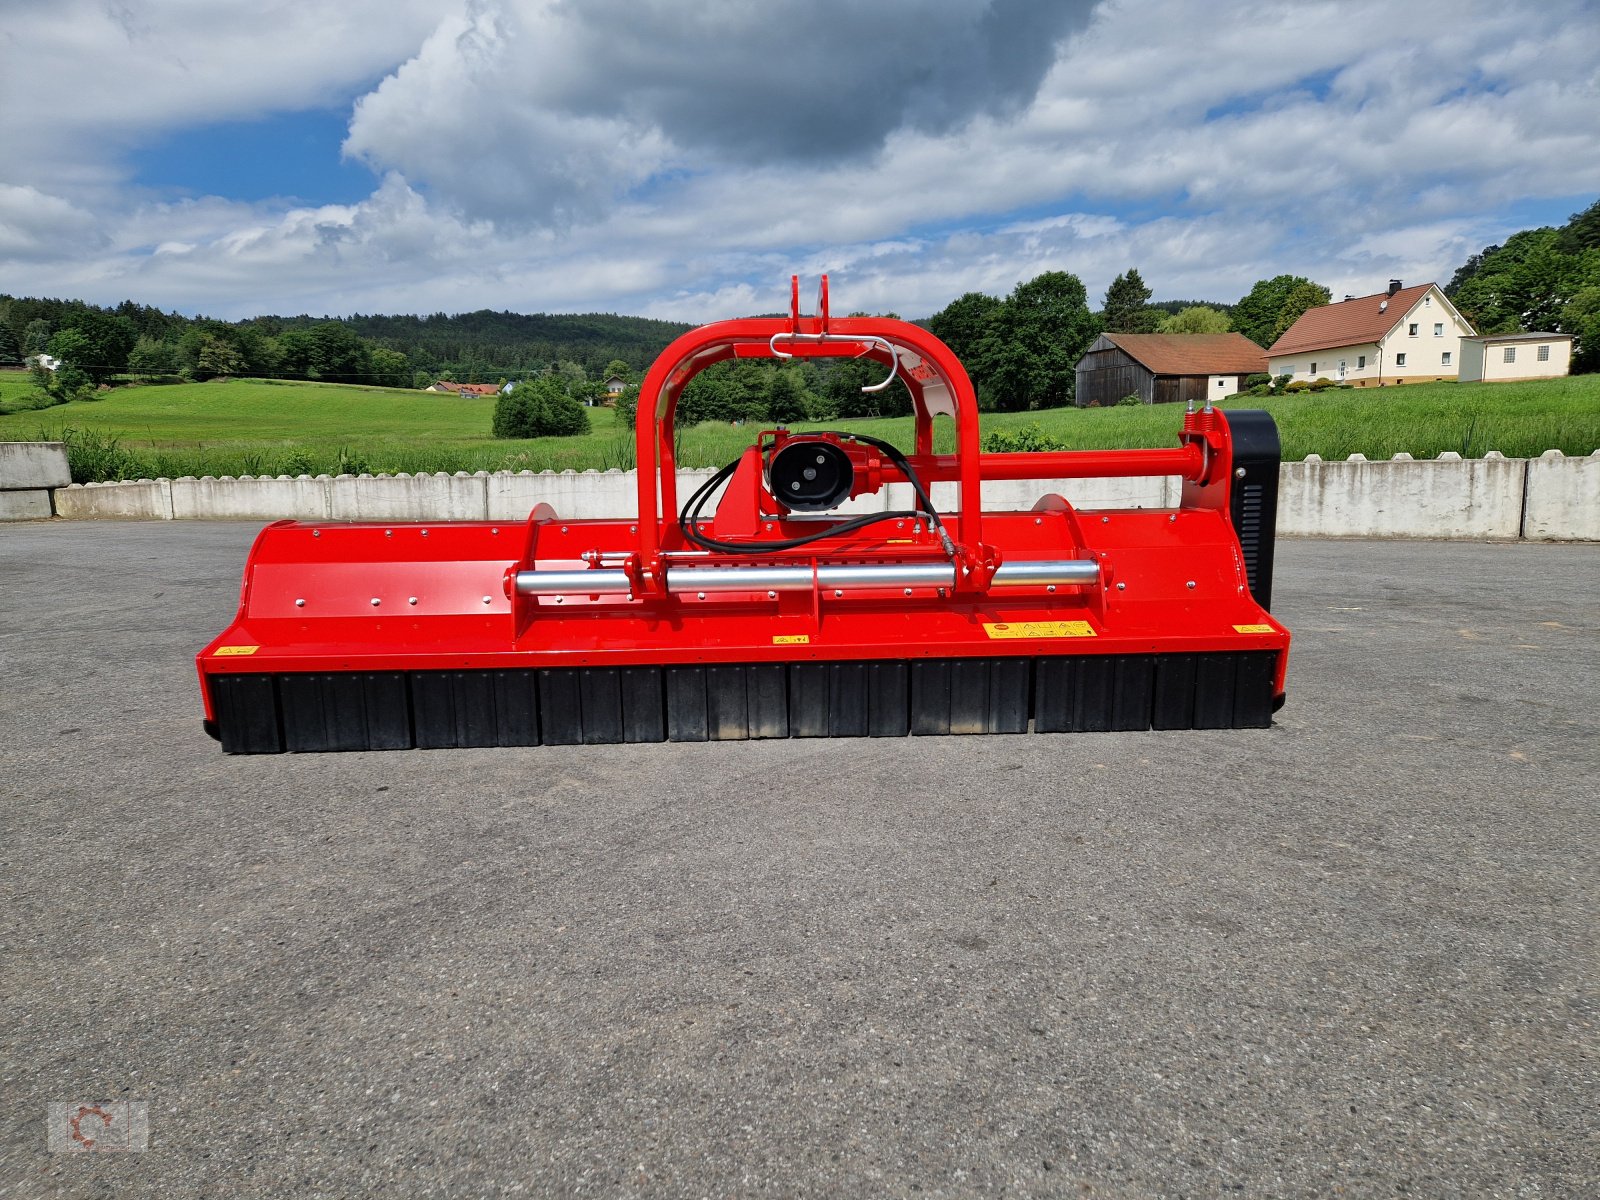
[515,559,1098,596]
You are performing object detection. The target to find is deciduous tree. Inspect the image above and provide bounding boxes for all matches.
[1158,305,1230,334]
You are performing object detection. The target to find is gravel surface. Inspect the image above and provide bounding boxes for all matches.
[1,522,1595,1198]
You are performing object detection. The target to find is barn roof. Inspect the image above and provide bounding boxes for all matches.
[1103,332,1268,376]
[1266,284,1436,356]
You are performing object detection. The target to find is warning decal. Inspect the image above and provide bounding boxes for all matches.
[982,621,1096,640]
[772,634,811,645]
[214,645,260,656]
[1232,624,1275,634]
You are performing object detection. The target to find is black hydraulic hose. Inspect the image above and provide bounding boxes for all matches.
[677,432,952,556]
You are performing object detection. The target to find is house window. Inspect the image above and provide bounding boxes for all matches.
[1408,323,1419,336]
[1441,351,1452,367]
[1537,345,1550,362]
[1217,378,1226,387]
[1433,323,1443,336]
[1503,346,1517,363]
[1357,354,1366,369]
[1395,352,1407,367]
[1424,295,1431,306]
[1310,362,1317,374]
[1338,359,1347,379]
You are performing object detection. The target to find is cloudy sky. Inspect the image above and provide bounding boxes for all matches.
[1,0,1597,322]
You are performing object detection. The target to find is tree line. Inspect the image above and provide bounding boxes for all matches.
[0,296,694,402]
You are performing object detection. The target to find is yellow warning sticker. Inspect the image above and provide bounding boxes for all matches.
[982,621,1095,639]
[773,634,811,645]
[1232,623,1275,634]
[214,645,259,656]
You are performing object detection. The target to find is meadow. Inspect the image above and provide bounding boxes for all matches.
[1,370,1596,483]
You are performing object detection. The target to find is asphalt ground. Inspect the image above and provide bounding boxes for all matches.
[0,522,1595,1199]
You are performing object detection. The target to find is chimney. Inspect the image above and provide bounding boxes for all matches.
[1343,294,1355,302]
[1387,279,1402,297]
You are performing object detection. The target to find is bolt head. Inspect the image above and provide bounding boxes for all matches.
[370,597,380,606]
[1186,581,1196,589]
[1116,582,1126,591]
[295,598,305,607]
[408,597,418,605]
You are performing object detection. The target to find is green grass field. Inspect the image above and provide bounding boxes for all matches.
[2,369,1596,483]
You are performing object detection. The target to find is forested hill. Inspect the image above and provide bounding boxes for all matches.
[0,294,693,383]
[300,310,695,377]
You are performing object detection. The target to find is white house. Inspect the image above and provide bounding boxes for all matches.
[1457,333,1573,382]
[27,353,61,372]
[1266,281,1475,386]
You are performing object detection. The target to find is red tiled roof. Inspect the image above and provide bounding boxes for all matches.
[1103,332,1268,376]
[1266,284,1436,356]
[435,381,500,396]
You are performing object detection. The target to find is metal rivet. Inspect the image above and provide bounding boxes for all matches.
[904,588,913,596]
[408,597,418,605]
[482,595,492,604]
[312,529,320,538]
[697,591,706,600]
[765,523,774,532]
[420,529,428,537]
[371,598,380,606]
[768,590,778,599]
[834,589,843,598]
[1186,581,1196,589]
[1116,582,1127,591]
[1169,514,1177,522]
[1047,585,1057,593]
[561,525,569,533]
[1034,517,1042,525]
[491,527,499,535]
[1235,467,1246,478]
[630,525,637,534]
[1101,516,1109,524]
[385,529,392,537]
[295,598,305,607]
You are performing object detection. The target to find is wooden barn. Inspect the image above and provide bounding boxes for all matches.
[1074,333,1268,407]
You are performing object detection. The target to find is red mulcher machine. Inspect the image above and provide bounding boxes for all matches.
[198,278,1288,753]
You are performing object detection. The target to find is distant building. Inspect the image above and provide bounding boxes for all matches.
[603,375,628,396]
[26,353,60,372]
[425,381,501,397]
[1266,281,1475,386]
[1074,333,1268,407]
[1457,333,1573,383]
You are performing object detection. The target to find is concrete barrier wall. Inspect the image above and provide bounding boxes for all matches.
[1277,451,1527,539]
[0,441,70,520]
[37,454,1600,540]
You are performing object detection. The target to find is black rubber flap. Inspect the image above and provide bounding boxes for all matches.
[210,652,1279,753]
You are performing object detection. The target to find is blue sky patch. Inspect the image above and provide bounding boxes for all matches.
[134,108,375,206]
[1204,68,1339,123]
